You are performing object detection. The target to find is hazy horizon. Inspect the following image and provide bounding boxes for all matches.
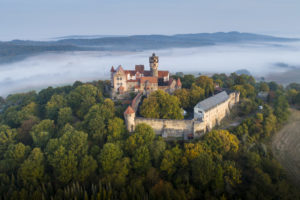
[1,40,300,97]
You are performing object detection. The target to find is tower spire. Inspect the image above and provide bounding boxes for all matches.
[149,53,159,77]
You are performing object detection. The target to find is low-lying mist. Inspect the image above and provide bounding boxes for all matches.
[1,41,300,97]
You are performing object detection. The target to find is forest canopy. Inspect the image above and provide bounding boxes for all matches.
[0,75,299,199]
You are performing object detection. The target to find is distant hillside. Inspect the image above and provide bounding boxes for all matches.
[0,32,298,64]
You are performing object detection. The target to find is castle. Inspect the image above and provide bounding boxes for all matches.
[124,91,240,139]
[110,53,182,98]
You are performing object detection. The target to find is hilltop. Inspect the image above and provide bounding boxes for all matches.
[0,32,298,63]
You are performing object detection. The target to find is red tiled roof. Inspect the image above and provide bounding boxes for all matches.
[143,71,152,76]
[125,70,136,76]
[135,65,144,73]
[177,78,182,86]
[127,80,139,82]
[110,66,115,72]
[158,71,169,77]
[124,106,135,114]
[143,70,169,78]
[168,78,174,85]
[140,77,158,84]
[116,65,125,73]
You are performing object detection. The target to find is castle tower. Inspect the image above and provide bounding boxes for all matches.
[149,53,159,77]
[124,106,136,132]
[110,66,115,87]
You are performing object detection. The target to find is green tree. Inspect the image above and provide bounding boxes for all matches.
[57,107,73,127]
[1,143,30,173]
[45,94,67,120]
[18,148,45,186]
[126,123,156,155]
[30,119,55,148]
[107,117,126,142]
[181,74,195,89]
[189,84,205,106]
[194,76,214,97]
[173,89,190,109]
[99,143,129,187]
[140,90,183,119]
[191,152,215,186]
[46,124,96,184]
[274,94,289,125]
[67,84,102,119]
[83,99,115,144]
[132,145,151,174]
[160,146,182,176]
[0,125,17,156]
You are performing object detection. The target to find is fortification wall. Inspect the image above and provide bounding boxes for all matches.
[125,91,240,139]
[131,92,143,111]
[135,117,198,138]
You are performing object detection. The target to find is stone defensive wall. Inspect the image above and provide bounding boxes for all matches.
[135,117,206,138]
[124,91,239,139]
[131,92,143,111]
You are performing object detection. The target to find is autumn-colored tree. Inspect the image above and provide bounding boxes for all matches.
[204,130,239,155]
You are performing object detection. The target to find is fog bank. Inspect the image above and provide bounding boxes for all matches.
[1,41,300,97]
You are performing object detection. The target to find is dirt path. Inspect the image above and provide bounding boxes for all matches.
[272,108,300,186]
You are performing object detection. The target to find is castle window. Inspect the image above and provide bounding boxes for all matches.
[117,77,119,80]
[120,77,122,80]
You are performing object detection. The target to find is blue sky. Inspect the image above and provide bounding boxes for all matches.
[1,0,300,40]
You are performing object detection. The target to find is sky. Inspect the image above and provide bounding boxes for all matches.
[1,0,300,41]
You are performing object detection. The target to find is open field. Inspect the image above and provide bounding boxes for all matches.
[272,108,300,186]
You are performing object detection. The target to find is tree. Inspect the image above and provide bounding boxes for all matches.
[99,143,129,187]
[46,124,96,184]
[83,99,115,144]
[99,143,123,173]
[150,139,166,167]
[67,84,102,119]
[18,148,45,186]
[191,153,215,186]
[57,107,73,127]
[262,105,277,137]
[107,117,126,142]
[160,146,182,176]
[45,94,67,120]
[140,90,183,119]
[0,125,17,156]
[259,82,270,92]
[30,119,55,148]
[181,74,195,89]
[194,76,214,97]
[126,123,156,155]
[1,143,30,173]
[204,130,239,155]
[274,94,289,125]
[173,89,190,110]
[189,84,205,106]
[132,145,151,174]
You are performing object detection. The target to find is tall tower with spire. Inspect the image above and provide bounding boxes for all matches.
[149,53,159,77]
